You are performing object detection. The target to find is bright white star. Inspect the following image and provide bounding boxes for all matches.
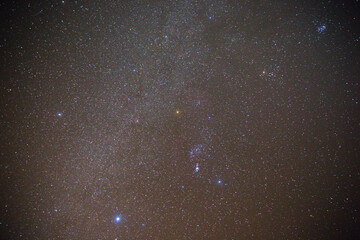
[195,163,199,172]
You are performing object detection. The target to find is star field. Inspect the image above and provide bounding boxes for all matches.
[0,0,359,239]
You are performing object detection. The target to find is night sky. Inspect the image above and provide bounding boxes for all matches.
[1,0,360,239]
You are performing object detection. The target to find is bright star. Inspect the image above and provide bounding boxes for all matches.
[195,163,199,172]
[317,25,326,33]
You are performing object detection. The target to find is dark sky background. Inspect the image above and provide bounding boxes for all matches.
[0,0,359,239]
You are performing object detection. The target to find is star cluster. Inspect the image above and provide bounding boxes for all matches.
[0,0,359,239]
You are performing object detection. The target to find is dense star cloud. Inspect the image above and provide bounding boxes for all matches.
[0,0,359,239]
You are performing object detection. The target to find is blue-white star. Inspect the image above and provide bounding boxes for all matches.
[317,25,326,33]
[195,163,199,172]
